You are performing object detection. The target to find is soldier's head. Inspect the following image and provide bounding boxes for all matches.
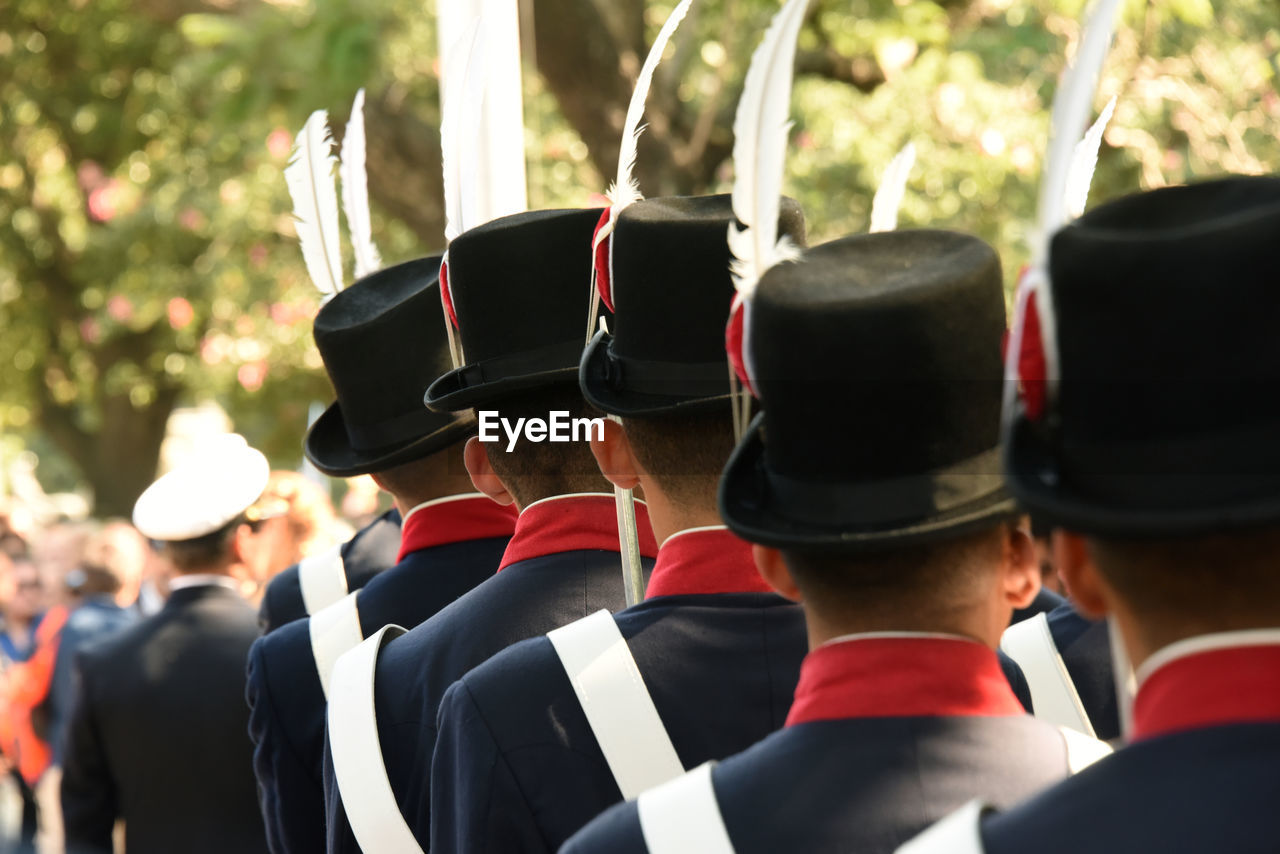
[305,257,477,514]
[718,229,1037,645]
[132,434,269,578]
[1002,176,1280,667]
[580,195,805,540]
[758,520,1037,648]
[462,388,610,510]
[424,209,614,511]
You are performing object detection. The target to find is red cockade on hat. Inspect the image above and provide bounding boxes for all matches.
[1005,265,1047,421]
[725,294,755,397]
[439,257,459,329]
[592,207,615,313]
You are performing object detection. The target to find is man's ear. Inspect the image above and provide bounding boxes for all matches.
[463,437,516,507]
[752,545,803,603]
[1057,531,1109,619]
[1000,521,1041,611]
[588,418,642,492]
[230,523,253,565]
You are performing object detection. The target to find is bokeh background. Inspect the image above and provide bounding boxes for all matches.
[1,0,1277,516]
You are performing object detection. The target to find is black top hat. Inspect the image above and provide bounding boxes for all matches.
[304,256,473,477]
[424,208,605,412]
[580,195,806,417]
[719,229,1016,551]
[1006,176,1280,535]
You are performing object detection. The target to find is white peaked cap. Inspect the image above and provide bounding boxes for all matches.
[132,434,270,542]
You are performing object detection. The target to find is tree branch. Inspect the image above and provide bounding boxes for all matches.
[795,46,885,92]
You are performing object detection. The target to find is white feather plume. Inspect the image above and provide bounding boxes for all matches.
[440,19,486,243]
[1064,94,1116,219]
[1033,0,1123,263]
[340,89,383,278]
[727,0,810,300]
[285,109,344,298]
[607,0,695,212]
[869,141,916,233]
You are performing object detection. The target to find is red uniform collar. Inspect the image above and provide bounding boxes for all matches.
[1133,631,1280,741]
[497,494,658,571]
[643,527,773,599]
[785,634,1025,727]
[396,495,517,563]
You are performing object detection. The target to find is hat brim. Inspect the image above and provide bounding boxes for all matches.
[1004,415,1280,536]
[579,332,733,418]
[719,415,1018,552]
[304,401,474,478]
[423,365,582,413]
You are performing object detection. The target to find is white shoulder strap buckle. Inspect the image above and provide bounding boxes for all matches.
[327,624,424,854]
[548,610,685,800]
[299,543,348,615]
[1000,612,1096,737]
[896,799,989,854]
[637,762,734,854]
[309,591,363,699]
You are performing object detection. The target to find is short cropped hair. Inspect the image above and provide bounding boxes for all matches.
[1089,525,1280,624]
[621,412,736,511]
[163,515,244,573]
[782,522,1009,619]
[479,388,610,507]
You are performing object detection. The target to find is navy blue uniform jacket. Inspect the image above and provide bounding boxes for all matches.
[430,528,807,853]
[62,584,268,854]
[982,635,1280,854]
[1045,601,1119,741]
[323,494,658,853]
[258,508,402,633]
[245,496,514,854]
[562,635,1084,854]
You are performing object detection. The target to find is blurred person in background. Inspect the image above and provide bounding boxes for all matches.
[34,556,137,854]
[0,554,45,665]
[60,435,270,854]
[0,550,67,854]
[29,526,91,597]
[238,471,336,603]
[1031,514,1064,597]
[50,564,136,764]
[81,523,154,617]
[0,550,44,854]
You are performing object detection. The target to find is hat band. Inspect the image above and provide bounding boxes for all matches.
[765,447,1007,528]
[345,406,456,452]
[604,342,729,399]
[453,340,585,389]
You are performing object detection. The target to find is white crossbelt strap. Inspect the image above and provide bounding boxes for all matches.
[895,799,988,854]
[547,610,685,800]
[637,762,734,854]
[1058,724,1112,772]
[327,625,424,854]
[298,543,348,615]
[309,592,363,699]
[1000,612,1096,737]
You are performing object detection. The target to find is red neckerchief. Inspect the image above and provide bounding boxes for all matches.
[785,635,1025,727]
[643,527,773,599]
[395,495,518,563]
[497,494,658,571]
[1133,640,1280,741]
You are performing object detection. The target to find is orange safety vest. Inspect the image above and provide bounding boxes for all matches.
[0,605,69,785]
